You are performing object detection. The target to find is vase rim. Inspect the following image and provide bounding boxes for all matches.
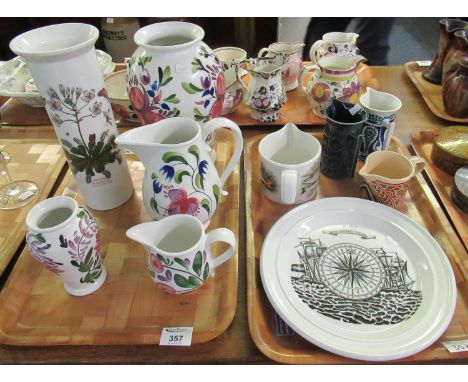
[9,23,99,60]
[440,18,468,32]
[134,21,205,51]
[26,196,79,234]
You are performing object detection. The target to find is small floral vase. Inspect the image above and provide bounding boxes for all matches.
[127,22,224,137]
[239,56,287,123]
[10,23,134,211]
[25,196,106,296]
[115,117,243,227]
[127,215,236,294]
[309,32,360,64]
[300,55,366,118]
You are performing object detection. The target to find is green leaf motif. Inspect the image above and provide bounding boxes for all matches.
[151,172,158,180]
[77,210,85,219]
[182,82,203,94]
[174,258,189,269]
[188,145,200,163]
[213,184,220,205]
[164,94,180,104]
[157,253,169,265]
[161,66,172,86]
[195,173,203,189]
[174,274,191,288]
[203,263,210,281]
[201,199,210,215]
[188,276,201,287]
[193,251,203,276]
[174,169,191,184]
[35,233,46,243]
[150,196,159,213]
[162,152,188,165]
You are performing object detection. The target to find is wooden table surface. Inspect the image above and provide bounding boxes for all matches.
[0,66,464,364]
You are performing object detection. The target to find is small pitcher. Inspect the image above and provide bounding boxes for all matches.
[258,41,305,91]
[358,87,402,161]
[238,56,287,122]
[359,151,425,210]
[310,32,360,64]
[115,117,243,226]
[213,47,248,115]
[127,214,236,294]
[300,55,366,118]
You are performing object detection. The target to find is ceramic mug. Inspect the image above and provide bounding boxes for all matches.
[358,87,402,161]
[126,214,236,294]
[259,123,321,204]
[213,47,248,115]
[359,151,425,210]
[25,196,107,296]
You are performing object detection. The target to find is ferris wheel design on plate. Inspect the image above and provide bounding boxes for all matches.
[318,243,386,300]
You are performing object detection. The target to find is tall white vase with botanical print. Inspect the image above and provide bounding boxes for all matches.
[10,23,134,210]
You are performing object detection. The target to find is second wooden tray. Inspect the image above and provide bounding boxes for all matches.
[245,132,468,364]
[0,129,239,346]
[404,61,468,124]
[411,129,468,251]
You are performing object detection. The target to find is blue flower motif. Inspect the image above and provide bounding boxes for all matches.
[203,77,210,88]
[153,179,163,194]
[198,160,208,181]
[151,80,158,91]
[160,165,175,181]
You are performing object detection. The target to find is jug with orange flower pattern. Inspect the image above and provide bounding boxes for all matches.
[300,55,366,118]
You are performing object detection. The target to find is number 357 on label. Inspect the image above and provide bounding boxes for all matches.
[159,327,193,346]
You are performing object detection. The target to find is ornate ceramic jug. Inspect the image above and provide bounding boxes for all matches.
[310,32,360,64]
[115,117,243,226]
[238,56,287,122]
[423,19,468,85]
[127,22,225,125]
[258,41,305,91]
[443,56,468,118]
[213,47,247,115]
[300,55,366,118]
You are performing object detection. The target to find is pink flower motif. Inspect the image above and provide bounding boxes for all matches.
[158,283,177,294]
[311,82,330,103]
[150,254,164,273]
[166,188,200,216]
[111,103,130,119]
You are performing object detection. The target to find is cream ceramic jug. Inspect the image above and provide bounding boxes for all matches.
[310,32,360,64]
[300,55,366,118]
[115,117,243,226]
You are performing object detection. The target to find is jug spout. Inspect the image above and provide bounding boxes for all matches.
[347,54,367,68]
[344,32,359,43]
[115,126,157,165]
[126,221,162,252]
[361,87,402,113]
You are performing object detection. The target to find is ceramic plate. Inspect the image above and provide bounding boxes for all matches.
[260,197,456,361]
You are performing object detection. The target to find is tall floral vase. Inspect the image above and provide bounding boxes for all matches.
[126,21,225,147]
[10,23,134,210]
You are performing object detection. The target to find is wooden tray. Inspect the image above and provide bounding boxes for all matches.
[404,61,468,124]
[245,132,468,364]
[411,129,468,251]
[0,139,66,276]
[0,129,239,345]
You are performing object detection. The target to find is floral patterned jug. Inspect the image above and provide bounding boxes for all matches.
[115,117,243,226]
[127,22,225,126]
[300,55,366,118]
[238,56,287,122]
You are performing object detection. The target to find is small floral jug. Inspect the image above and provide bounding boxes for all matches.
[300,55,366,118]
[25,196,106,296]
[258,41,305,91]
[238,56,287,122]
[115,117,243,226]
[127,214,236,294]
[310,32,360,64]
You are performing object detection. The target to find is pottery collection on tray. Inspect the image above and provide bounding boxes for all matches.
[1,18,465,363]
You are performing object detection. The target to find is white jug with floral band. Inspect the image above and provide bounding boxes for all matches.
[115,117,243,227]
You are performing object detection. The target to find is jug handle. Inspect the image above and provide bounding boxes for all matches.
[202,117,244,193]
[360,183,376,202]
[381,121,396,150]
[281,170,297,204]
[258,48,274,58]
[299,64,321,94]
[348,133,364,178]
[309,40,325,65]
[206,228,236,269]
[236,59,249,92]
[409,157,425,176]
